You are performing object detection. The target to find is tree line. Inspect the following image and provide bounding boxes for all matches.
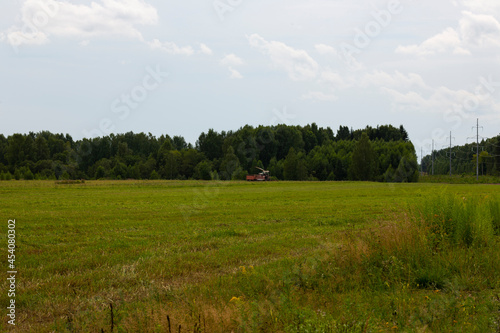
[0,124,419,182]
[421,135,500,176]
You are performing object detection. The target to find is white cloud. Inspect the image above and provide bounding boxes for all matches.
[315,67,500,121]
[220,53,244,67]
[315,43,337,56]
[381,81,500,120]
[396,27,469,56]
[462,0,500,16]
[365,71,459,114]
[320,69,352,89]
[396,10,500,56]
[248,33,319,81]
[228,67,243,79]
[199,43,213,55]
[318,69,429,97]
[302,91,338,102]
[360,71,429,91]
[2,0,158,46]
[147,39,194,56]
[219,54,244,79]
[380,88,429,112]
[459,11,500,47]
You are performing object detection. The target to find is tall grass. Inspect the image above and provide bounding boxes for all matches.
[413,194,499,247]
[207,193,500,332]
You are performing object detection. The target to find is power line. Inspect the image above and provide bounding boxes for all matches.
[473,118,483,181]
[447,131,455,176]
[432,139,434,175]
[420,119,500,177]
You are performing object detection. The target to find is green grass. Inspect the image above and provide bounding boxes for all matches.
[419,174,500,184]
[0,180,499,332]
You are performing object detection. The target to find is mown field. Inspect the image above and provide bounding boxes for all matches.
[1,180,499,332]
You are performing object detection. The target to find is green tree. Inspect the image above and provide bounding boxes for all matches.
[220,146,240,180]
[307,148,330,181]
[117,142,130,161]
[149,170,160,180]
[95,166,106,179]
[139,157,157,179]
[33,136,50,161]
[93,158,112,179]
[127,164,140,179]
[268,157,283,180]
[478,151,491,175]
[180,149,204,179]
[231,167,248,180]
[350,132,377,181]
[336,126,351,141]
[302,126,318,153]
[194,160,213,180]
[394,155,419,182]
[6,134,27,167]
[160,150,181,179]
[256,127,278,167]
[196,129,225,160]
[0,135,8,165]
[111,161,127,179]
[23,167,34,180]
[158,139,173,158]
[284,147,308,180]
[275,125,304,160]
[172,135,188,151]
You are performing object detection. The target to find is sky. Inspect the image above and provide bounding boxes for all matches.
[1,0,500,160]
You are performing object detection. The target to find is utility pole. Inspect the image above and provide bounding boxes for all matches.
[472,118,483,181]
[477,119,479,181]
[431,140,434,176]
[449,132,452,176]
[447,131,455,176]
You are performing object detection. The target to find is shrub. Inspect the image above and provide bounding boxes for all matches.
[149,170,160,180]
[412,194,498,248]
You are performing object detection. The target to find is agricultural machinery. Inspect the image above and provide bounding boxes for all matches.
[246,167,270,181]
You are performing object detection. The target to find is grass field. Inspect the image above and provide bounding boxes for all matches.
[1,180,499,332]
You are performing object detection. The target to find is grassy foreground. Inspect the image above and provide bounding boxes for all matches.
[1,180,499,332]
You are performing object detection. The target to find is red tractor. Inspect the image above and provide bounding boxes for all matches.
[246,167,270,181]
